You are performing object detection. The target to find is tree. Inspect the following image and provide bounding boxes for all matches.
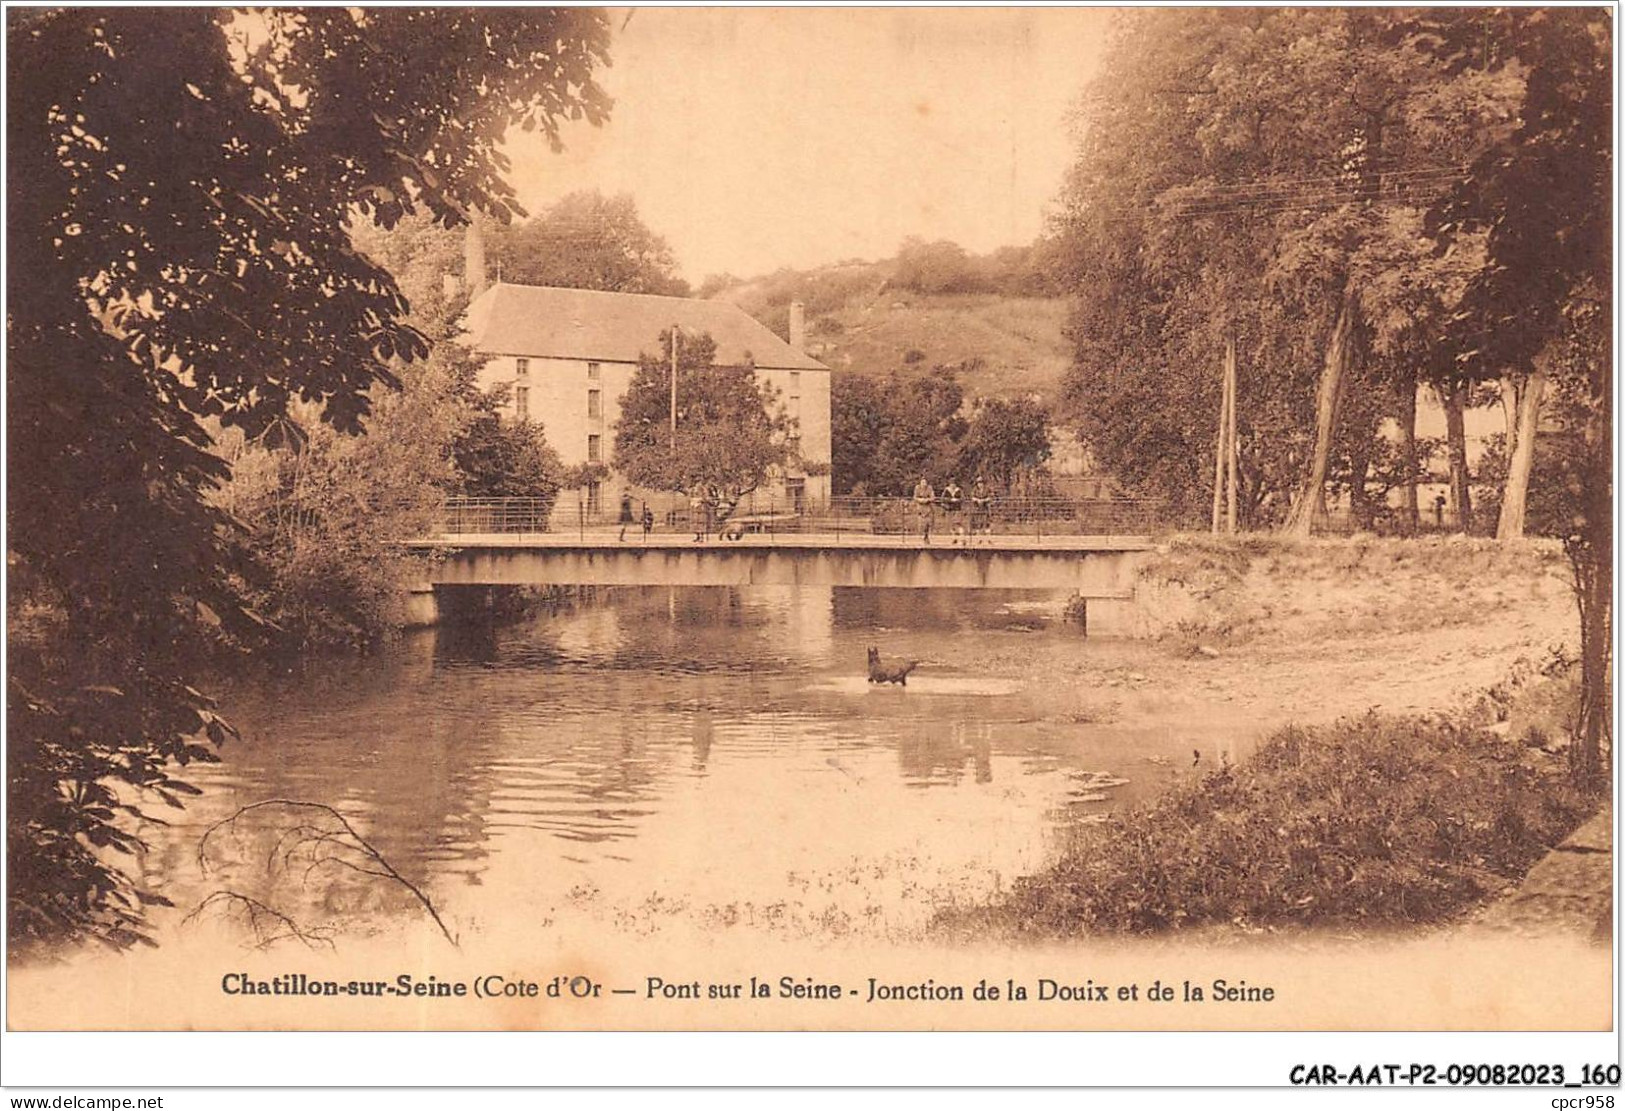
[974,243,1058,298]
[892,237,979,295]
[215,337,564,653]
[956,398,1052,493]
[1052,9,1513,532]
[489,190,688,295]
[829,366,968,496]
[696,273,741,300]
[830,373,885,495]
[7,7,610,953]
[452,406,565,501]
[1545,289,1612,781]
[348,211,466,337]
[349,213,565,503]
[613,330,792,502]
[1417,10,1610,544]
[216,362,462,651]
[1417,8,1612,774]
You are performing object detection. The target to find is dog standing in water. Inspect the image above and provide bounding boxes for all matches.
[867,647,920,686]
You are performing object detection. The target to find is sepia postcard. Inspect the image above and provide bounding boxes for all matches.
[4,4,1616,1072]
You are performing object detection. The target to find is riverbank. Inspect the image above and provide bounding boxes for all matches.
[934,532,1603,941]
[936,696,1599,940]
[942,532,1576,742]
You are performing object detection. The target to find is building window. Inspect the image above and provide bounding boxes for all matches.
[587,434,602,463]
[587,361,601,380]
[789,371,800,393]
[514,385,530,420]
[586,480,602,516]
[588,389,601,420]
[515,357,530,378]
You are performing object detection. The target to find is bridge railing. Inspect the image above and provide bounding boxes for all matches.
[436,494,1175,537]
[798,495,1173,538]
[440,497,555,534]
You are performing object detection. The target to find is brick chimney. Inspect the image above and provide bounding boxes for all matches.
[464,215,488,297]
[788,301,806,351]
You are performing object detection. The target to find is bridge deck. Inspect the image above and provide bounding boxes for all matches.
[406,530,1154,595]
[405,531,1157,553]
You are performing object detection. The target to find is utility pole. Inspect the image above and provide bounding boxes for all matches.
[669,324,679,450]
[1225,336,1239,534]
[1211,335,1239,534]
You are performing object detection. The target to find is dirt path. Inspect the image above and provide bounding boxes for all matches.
[974,535,1579,744]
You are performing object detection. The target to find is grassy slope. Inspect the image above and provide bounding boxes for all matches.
[1129,533,1574,647]
[714,271,1072,401]
[810,294,1071,401]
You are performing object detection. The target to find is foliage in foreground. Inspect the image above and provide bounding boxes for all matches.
[7,7,610,955]
[960,712,1596,937]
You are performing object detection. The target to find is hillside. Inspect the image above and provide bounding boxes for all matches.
[810,293,1071,401]
[711,264,1074,403]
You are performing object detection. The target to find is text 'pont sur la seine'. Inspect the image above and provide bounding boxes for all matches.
[220,972,1275,1006]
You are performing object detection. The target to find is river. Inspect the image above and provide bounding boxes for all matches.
[138,586,1207,949]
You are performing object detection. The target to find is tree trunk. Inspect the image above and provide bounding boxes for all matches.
[1570,534,1612,781]
[1497,370,1546,540]
[1439,381,1472,533]
[1570,362,1612,782]
[1397,369,1419,535]
[1348,447,1371,530]
[1568,400,1611,780]
[1283,290,1357,536]
[1210,361,1227,534]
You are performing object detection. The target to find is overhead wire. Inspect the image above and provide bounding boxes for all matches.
[1157,163,1467,199]
[1064,164,1470,225]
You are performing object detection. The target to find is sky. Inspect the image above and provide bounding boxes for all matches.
[502,8,1115,283]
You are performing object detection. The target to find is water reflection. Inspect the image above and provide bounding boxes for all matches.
[155,586,1190,942]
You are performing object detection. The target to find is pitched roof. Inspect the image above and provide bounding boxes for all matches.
[462,283,828,371]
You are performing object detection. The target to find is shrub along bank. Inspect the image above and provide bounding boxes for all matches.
[945,706,1598,938]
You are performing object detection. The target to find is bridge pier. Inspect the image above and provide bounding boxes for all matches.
[404,581,440,628]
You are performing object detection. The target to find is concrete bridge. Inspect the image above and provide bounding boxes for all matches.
[404,531,1156,596]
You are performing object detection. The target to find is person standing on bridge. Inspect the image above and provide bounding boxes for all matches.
[690,486,707,543]
[970,476,992,544]
[942,478,964,546]
[912,476,936,544]
[641,503,654,542]
[705,483,724,540]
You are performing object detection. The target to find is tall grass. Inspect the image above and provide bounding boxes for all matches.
[949,712,1597,937]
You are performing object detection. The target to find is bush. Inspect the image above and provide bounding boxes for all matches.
[951,711,1597,936]
[867,502,910,535]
